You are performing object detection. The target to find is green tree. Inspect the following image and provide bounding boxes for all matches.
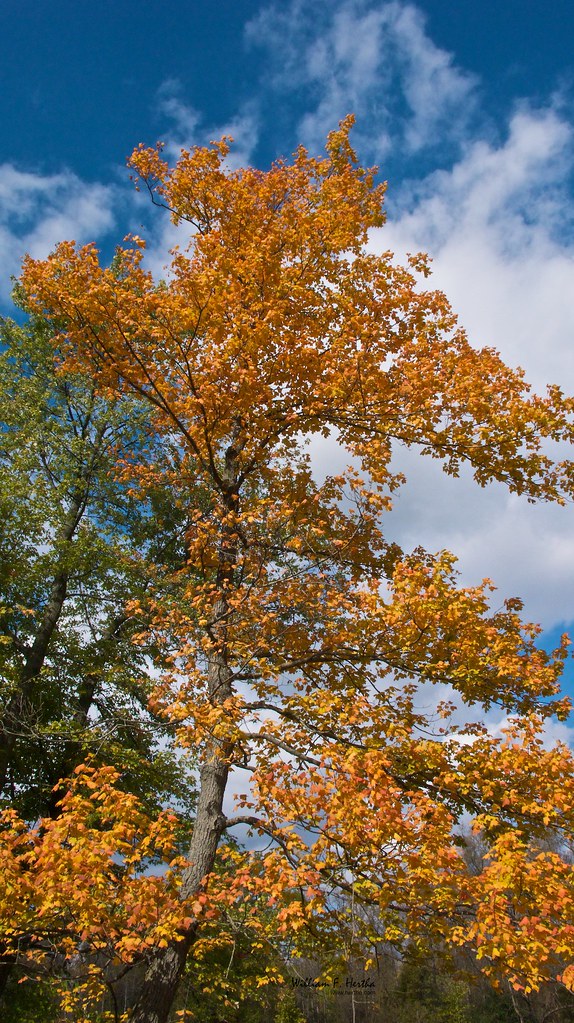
[0,313,184,813]
[0,313,197,1006]
[274,988,308,1023]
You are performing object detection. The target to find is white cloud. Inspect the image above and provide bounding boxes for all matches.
[390,107,573,249]
[154,79,260,167]
[382,451,574,629]
[155,79,202,150]
[246,0,477,156]
[391,3,478,153]
[0,164,115,303]
[367,105,574,629]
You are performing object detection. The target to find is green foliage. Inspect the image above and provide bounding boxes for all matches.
[0,313,198,821]
[0,972,60,1023]
[274,987,308,1023]
[170,919,284,1022]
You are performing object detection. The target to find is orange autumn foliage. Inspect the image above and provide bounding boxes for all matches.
[0,763,201,951]
[13,117,574,1015]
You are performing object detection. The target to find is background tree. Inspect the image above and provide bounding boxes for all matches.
[13,118,574,1022]
[0,312,191,816]
[0,313,197,1007]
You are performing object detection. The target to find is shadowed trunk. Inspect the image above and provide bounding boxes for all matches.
[0,951,14,1000]
[0,434,102,796]
[0,407,113,795]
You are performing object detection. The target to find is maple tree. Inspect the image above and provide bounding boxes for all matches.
[8,117,574,1021]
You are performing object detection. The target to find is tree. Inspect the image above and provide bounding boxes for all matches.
[13,117,574,1022]
[0,310,202,817]
[0,315,157,814]
[0,314,197,1006]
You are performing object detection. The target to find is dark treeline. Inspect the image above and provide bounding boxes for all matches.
[4,946,574,1023]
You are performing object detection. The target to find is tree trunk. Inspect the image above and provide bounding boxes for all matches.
[128,743,230,1023]
[128,652,232,1023]
[128,426,242,1023]
[124,934,196,1023]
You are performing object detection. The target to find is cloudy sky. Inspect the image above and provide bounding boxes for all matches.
[2,0,574,707]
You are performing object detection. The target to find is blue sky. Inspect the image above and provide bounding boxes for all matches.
[2,1,574,180]
[2,0,574,722]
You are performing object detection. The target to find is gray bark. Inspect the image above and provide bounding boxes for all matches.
[128,427,243,1023]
